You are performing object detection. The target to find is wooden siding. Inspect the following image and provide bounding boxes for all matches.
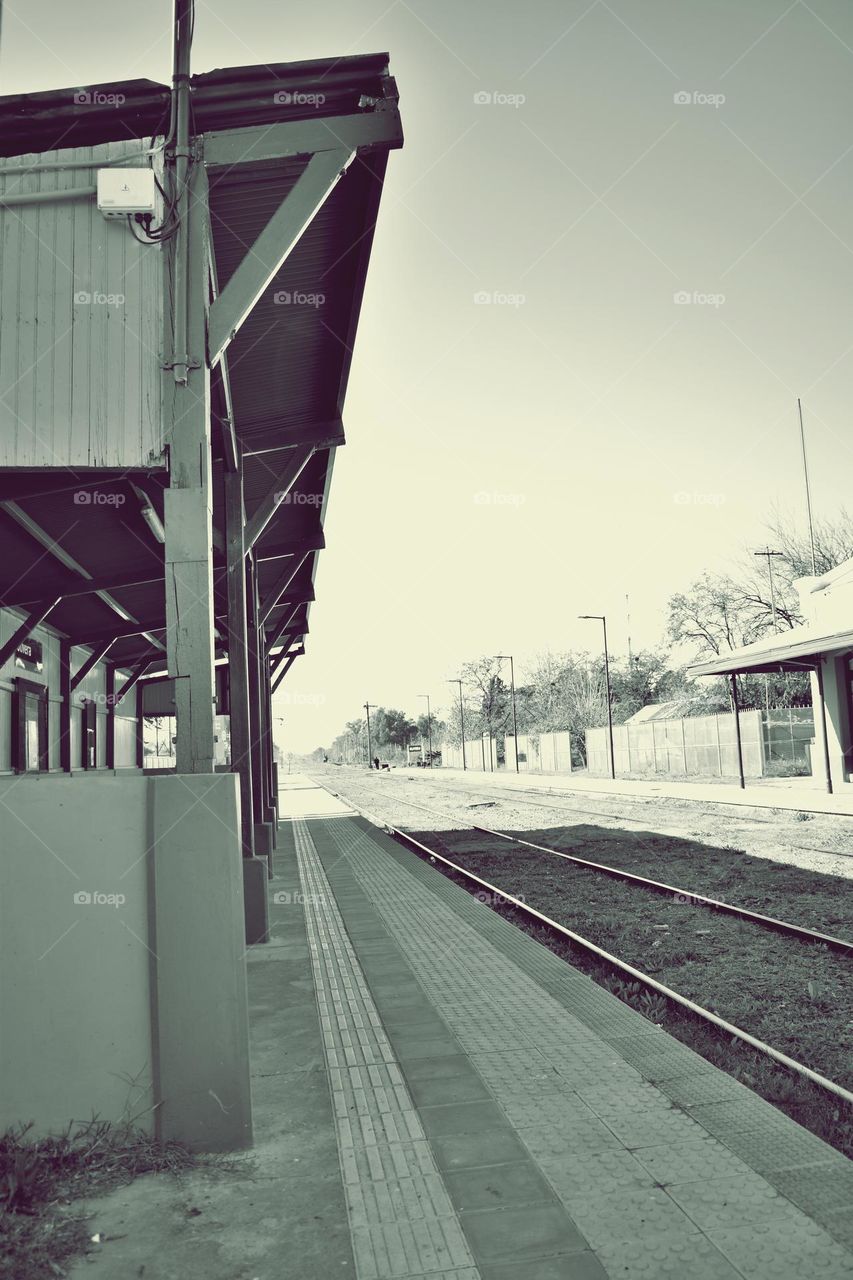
[0,140,164,468]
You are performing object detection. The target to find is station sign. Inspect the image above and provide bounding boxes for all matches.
[15,638,43,672]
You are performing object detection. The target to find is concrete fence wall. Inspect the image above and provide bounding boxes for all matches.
[505,731,572,773]
[586,710,767,778]
[0,772,252,1150]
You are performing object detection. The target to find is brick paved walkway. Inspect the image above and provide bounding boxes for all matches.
[278,780,853,1280]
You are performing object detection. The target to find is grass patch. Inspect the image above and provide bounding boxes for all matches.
[0,1119,200,1280]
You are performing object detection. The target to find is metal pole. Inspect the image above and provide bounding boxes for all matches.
[813,662,833,794]
[419,694,433,766]
[508,656,519,773]
[602,618,615,780]
[730,673,745,789]
[798,398,818,575]
[364,702,373,767]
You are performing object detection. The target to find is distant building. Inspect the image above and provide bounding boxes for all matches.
[689,558,853,791]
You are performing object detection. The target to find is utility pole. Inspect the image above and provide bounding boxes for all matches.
[579,615,615,780]
[753,548,784,632]
[418,693,433,766]
[447,679,466,770]
[495,655,519,772]
[797,399,818,575]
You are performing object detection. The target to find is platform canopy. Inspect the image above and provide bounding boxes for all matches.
[688,624,853,677]
[0,54,403,680]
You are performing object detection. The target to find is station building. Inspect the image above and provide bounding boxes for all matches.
[0,45,402,1148]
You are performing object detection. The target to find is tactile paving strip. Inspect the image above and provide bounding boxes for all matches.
[314,814,853,1279]
[292,822,479,1280]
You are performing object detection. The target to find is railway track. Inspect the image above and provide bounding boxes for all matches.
[319,779,853,1114]
[403,773,853,861]
[337,783,853,953]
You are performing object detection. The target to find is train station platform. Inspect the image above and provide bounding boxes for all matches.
[268,776,853,1280]
[428,765,853,818]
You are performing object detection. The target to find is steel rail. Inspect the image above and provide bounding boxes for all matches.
[379,818,853,1110]
[347,782,853,953]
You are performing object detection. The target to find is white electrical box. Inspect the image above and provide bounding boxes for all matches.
[97,168,157,219]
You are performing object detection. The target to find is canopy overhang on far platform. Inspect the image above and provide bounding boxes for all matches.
[688,626,853,678]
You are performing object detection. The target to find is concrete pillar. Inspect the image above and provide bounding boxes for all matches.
[150,772,252,1150]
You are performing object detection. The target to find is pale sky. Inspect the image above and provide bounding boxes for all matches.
[4,1,853,750]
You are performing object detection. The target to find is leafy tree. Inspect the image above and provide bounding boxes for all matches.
[460,657,511,736]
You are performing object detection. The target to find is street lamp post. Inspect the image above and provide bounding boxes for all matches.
[364,702,377,768]
[495,655,519,772]
[579,615,615,780]
[447,679,466,770]
[418,693,433,766]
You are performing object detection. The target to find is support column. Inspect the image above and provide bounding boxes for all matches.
[162,162,217,775]
[246,558,274,874]
[59,639,72,773]
[105,664,115,770]
[730,673,745,790]
[224,466,269,943]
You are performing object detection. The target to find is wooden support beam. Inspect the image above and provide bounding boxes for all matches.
[268,634,295,676]
[265,604,300,657]
[256,530,325,562]
[224,466,255,858]
[105,664,116,769]
[0,599,60,670]
[114,656,157,709]
[162,161,217,774]
[242,418,344,456]
[245,559,265,824]
[0,502,164,645]
[135,684,144,768]
[271,650,300,696]
[70,640,114,692]
[208,148,353,366]
[259,551,311,627]
[59,639,72,772]
[1,570,164,611]
[203,109,402,169]
[243,446,314,551]
[210,244,239,473]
